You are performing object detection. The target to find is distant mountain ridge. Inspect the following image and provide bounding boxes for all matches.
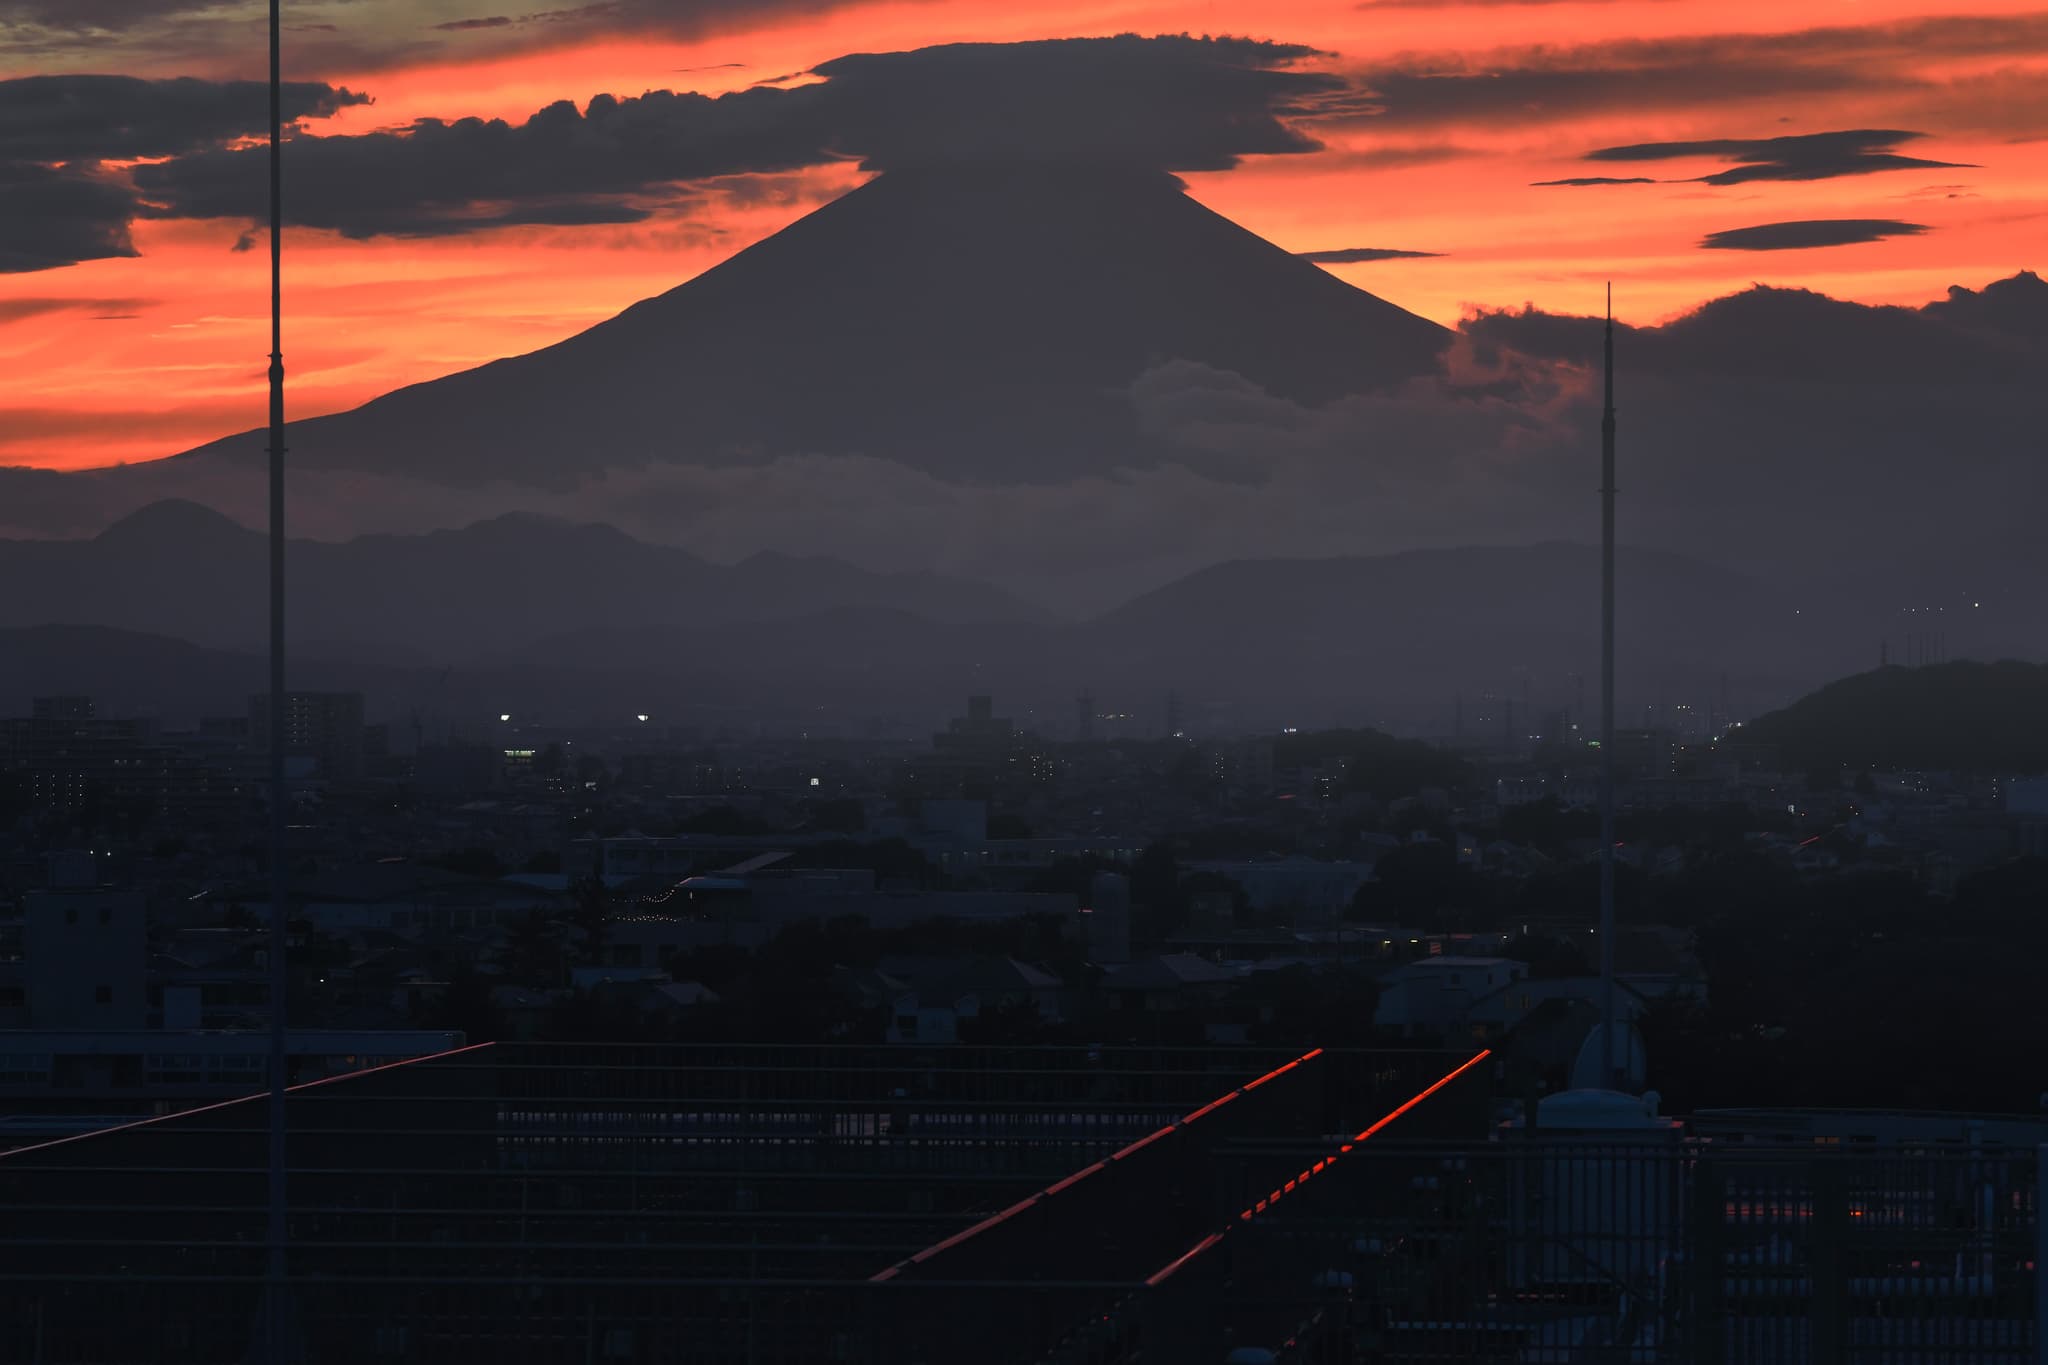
[0,500,1045,661]
[497,541,1871,724]
[7,537,2036,728]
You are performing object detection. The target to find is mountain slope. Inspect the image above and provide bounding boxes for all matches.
[173,165,1450,487]
[507,542,1885,724]
[0,501,1043,660]
[1746,660,2048,773]
[18,542,2028,729]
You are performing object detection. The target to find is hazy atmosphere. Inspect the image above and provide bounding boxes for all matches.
[3,3,2046,1361]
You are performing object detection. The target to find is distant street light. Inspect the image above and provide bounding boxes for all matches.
[499,713,511,722]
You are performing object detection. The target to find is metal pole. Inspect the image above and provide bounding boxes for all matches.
[265,0,290,1358]
[1598,284,1619,1091]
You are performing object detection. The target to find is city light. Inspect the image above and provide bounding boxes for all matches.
[498,713,511,722]
[636,714,649,723]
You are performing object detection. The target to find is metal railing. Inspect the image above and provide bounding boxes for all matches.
[0,1040,1483,1364]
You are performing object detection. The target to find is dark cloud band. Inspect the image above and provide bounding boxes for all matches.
[1587,128,1970,185]
[1297,247,1442,262]
[0,74,367,162]
[0,162,137,273]
[125,36,1338,242]
[1699,219,1929,251]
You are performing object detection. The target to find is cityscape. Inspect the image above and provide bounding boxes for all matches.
[3,0,2046,1361]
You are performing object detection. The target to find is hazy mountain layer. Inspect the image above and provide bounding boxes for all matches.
[0,500,1044,661]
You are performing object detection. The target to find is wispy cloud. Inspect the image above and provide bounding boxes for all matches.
[0,296,154,322]
[1586,129,1972,185]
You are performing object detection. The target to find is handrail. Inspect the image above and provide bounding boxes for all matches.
[0,1040,497,1162]
[871,1047,1324,1282]
[1143,1048,1492,1289]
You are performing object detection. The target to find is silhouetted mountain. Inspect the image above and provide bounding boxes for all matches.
[13,543,2007,731]
[171,165,1449,486]
[0,625,273,720]
[1745,660,2048,774]
[0,501,1043,660]
[1086,543,1851,715]
[501,543,1878,726]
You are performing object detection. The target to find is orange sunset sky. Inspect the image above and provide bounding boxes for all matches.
[2,0,2044,471]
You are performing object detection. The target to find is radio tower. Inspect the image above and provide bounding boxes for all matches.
[1597,284,1620,1092]
[264,0,292,1357]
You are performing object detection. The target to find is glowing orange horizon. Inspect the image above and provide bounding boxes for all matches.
[3,0,2043,472]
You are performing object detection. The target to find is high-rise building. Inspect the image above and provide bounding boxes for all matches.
[32,696,95,723]
[0,699,178,813]
[249,691,366,781]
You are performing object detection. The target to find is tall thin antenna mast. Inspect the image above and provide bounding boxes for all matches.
[264,0,290,1357]
[1597,283,1619,1092]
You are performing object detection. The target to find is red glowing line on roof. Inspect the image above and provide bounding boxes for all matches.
[0,1040,497,1162]
[870,1046,1324,1283]
[1151,1049,1493,1285]
[1143,1232,1223,1288]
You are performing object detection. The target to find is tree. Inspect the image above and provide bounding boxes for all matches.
[1498,798,1596,853]
[571,877,610,966]
[1130,843,1185,940]
[424,968,504,1041]
[1349,841,1459,922]
[502,909,566,987]
[957,998,1051,1045]
[986,812,1033,840]
[429,846,505,879]
[1024,855,1119,897]
[805,798,867,835]
[1273,728,1474,801]
[1502,932,1590,978]
[678,806,772,836]
[784,839,944,888]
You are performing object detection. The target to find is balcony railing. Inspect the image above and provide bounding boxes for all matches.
[0,1040,1482,1364]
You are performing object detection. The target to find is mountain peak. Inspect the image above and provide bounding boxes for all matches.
[95,498,253,545]
[179,165,1450,489]
[452,511,641,547]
